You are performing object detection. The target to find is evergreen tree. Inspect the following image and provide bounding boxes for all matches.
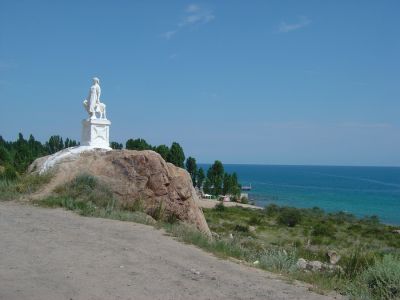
[204,160,224,196]
[0,136,5,147]
[222,172,241,196]
[167,142,185,168]
[0,133,77,176]
[0,146,11,165]
[185,157,197,185]
[46,135,64,154]
[110,142,123,149]
[155,144,170,161]
[13,133,31,173]
[126,138,152,150]
[196,167,205,189]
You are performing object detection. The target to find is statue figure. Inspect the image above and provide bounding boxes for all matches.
[83,77,107,119]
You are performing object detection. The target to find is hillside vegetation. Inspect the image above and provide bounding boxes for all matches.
[1,172,399,299]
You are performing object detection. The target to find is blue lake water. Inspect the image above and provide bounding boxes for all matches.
[199,164,400,225]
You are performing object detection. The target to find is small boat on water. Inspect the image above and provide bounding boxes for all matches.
[241,184,252,191]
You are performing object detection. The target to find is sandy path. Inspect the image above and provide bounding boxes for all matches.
[0,201,339,300]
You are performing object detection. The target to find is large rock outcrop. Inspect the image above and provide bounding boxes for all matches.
[29,148,210,235]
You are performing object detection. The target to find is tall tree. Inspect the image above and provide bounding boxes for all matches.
[196,167,205,189]
[223,172,241,196]
[110,142,123,150]
[185,157,197,185]
[155,144,170,161]
[204,160,224,196]
[46,135,64,154]
[126,138,152,150]
[167,142,185,168]
[0,146,11,166]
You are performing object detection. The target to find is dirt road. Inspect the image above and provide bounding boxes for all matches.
[0,201,338,300]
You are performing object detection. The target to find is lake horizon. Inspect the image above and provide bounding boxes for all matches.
[199,163,400,225]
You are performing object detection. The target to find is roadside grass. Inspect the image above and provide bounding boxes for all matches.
[347,254,400,300]
[6,173,400,299]
[35,174,156,226]
[0,172,52,200]
[203,204,400,299]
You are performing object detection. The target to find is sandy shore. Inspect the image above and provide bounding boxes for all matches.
[0,201,340,300]
[196,197,263,210]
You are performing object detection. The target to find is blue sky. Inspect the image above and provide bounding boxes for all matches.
[0,1,399,166]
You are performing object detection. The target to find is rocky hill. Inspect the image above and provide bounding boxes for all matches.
[29,148,210,235]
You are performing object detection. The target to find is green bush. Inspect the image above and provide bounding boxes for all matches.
[311,222,336,237]
[234,224,249,233]
[248,215,263,225]
[264,203,279,216]
[215,201,225,212]
[277,207,302,227]
[342,249,376,279]
[54,174,115,210]
[0,165,18,181]
[0,179,18,200]
[259,248,298,273]
[120,197,145,212]
[352,255,400,300]
[0,173,52,200]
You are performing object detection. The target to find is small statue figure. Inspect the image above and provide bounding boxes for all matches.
[83,77,107,119]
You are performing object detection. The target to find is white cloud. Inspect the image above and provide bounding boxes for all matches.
[162,4,215,40]
[278,16,311,33]
[161,30,177,40]
[185,4,200,13]
[179,7,215,27]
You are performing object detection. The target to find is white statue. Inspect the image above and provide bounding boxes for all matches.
[83,77,107,119]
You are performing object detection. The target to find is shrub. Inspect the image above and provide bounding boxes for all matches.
[0,165,18,181]
[264,203,279,216]
[147,202,166,221]
[215,201,225,212]
[259,248,298,273]
[121,198,145,212]
[234,224,249,233]
[311,222,336,237]
[14,173,52,194]
[277,207,302,227]
[54,174,115,209]
[0,180,18,200]
[0,173,52,200]
[248,215,263,225]
[352,255,400,300]
[342,249,376,279]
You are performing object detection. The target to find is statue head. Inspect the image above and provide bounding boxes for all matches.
[92,77,100,85]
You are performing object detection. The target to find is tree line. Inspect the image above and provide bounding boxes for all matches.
[0,133,78,179]
[0,134,241,197]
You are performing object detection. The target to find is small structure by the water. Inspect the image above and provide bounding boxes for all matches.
[241,184,252,191]
[219,195,231,202]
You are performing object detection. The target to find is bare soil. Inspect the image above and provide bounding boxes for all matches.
[0,201,340,300]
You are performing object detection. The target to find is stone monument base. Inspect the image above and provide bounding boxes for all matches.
[81,118,111,149]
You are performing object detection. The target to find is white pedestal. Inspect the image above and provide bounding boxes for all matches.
[81,118,111,149]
